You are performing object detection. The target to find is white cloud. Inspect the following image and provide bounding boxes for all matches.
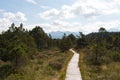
[26,20,120,34]
[47,20,83,32]
[3,12,27,22]
[39,6,76,19]
[114,0,120,5]
[40,6,51,9]
[0,18,11,27]
[0,11,27,33]
[26,20,83,33]
[37,0,120,34]
[16,12,27,21]
[0,9,4,13]
[83,20,120,34]
[39,8,59,20]
[58,5,76,19]
[0,18,11,32]
[39,0,120,20]
[26,0,37,4]
[1,0,120,34]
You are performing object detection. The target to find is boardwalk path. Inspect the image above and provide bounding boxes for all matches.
[65,49,82,80]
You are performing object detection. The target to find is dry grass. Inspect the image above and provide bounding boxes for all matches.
[79,49,120,80]
[5,48,73,80]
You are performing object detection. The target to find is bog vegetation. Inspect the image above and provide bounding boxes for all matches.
[79,27,120,80]
[0,23,120,80]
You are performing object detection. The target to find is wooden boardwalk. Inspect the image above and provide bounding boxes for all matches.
[65,49,82,80]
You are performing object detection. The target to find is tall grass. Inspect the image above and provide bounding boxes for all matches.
[79,49,120,80]
[4,48,73,80]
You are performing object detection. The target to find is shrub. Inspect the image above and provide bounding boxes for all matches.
[111,52,120,62]
[49,61,62,70]
[5,74,24,80]
[0,63,14,79]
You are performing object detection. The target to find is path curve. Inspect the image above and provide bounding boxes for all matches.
[65,49,82,80]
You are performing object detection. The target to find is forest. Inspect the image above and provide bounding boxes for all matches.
[0,23,120,80]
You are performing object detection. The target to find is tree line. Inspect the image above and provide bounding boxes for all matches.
[0,23,77,79]
[0,23,120,79]
[85,27,120,65]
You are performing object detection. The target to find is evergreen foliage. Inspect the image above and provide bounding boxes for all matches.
[0,23,120,80]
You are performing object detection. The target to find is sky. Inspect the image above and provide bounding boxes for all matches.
[0,0,120,34]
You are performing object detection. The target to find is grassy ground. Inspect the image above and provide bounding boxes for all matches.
[2,48,73,80]
[79,49,120,80]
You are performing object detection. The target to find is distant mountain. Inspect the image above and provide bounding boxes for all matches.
[48,31,79,39]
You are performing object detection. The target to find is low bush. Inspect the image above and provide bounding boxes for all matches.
[49,61,62,70]
[5,74,24,80]
[0,63,14,79]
